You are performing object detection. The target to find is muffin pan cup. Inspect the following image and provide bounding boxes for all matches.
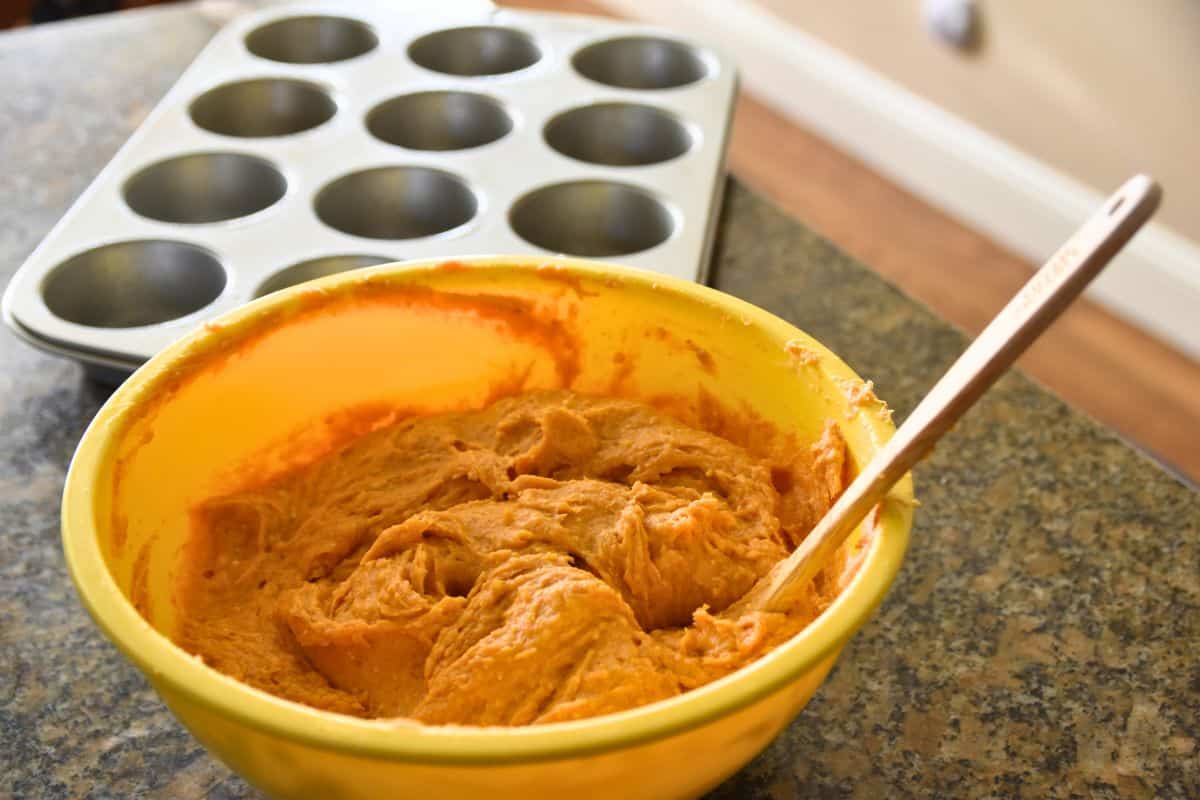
[2,0,736,380]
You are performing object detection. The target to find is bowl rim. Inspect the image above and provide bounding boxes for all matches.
[62,255,913,764]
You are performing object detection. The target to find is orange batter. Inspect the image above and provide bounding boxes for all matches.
[176,391,849,725]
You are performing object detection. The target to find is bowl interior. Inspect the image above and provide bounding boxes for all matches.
[67,257,909,762]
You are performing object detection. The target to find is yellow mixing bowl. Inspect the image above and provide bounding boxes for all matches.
[62,256,912,800]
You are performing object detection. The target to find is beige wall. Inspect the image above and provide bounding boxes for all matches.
[754,0,1200,242]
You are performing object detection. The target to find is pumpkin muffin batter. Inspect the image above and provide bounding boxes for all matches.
[176,391,850,725]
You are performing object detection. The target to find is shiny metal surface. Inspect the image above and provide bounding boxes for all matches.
[367,91,513,151]
[254,254,394,297]
[190,78,336,138]
[42,240,226,328]
[123,153,287,224]
[408,26,540,76]
[573,36,710,89]
[244,15,377,64]
[315,167,477,240]
[509,181,675,257]
[544,102,693,166]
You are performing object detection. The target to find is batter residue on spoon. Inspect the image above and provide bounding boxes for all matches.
[176,390,851,725]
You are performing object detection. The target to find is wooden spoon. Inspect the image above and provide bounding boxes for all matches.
[757,174,1162,613]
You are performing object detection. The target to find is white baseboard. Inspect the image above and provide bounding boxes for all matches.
[600,0,1200,361]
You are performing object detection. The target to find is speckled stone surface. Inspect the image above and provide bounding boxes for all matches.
[1,4,1197,799]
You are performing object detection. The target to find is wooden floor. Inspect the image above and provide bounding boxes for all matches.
[511,0,1200,482]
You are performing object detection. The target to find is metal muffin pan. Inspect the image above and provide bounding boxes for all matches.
[2,0,737,378]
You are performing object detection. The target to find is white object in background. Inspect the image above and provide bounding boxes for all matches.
[922,0,978,50]
[598,0,1200,361]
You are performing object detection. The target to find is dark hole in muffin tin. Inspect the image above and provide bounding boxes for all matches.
[408,26,541,76]
[573,36,709,89]
[245,16,378,64]
[123,153,287,224]
[367,91,513,151]
[42,240,226,328]
[255,254,395,297]
[509,180,676,257]
[544,102,693,166]
[190,78,336,138]
[315,167,478,240]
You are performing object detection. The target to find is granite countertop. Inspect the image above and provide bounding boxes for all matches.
[1,3,1197,798]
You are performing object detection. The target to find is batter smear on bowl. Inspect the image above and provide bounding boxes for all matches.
[177,390,853,725]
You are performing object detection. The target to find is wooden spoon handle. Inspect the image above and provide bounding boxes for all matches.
[759,174,1162,612]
